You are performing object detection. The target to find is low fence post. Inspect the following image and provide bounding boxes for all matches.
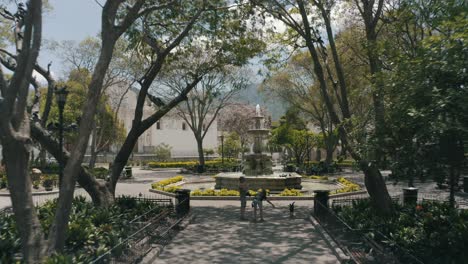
[175,189,190,216]
[314,190,330,216]
[403,187,418,205]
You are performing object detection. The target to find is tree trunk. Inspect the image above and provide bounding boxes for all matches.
[110,127,141,193]
[360,160,393,216]
[196,137,205,173]
[325,144,334,165]
[31,120,114,207]
[3,140,45,262]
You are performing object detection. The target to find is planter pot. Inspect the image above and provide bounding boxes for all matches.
[44,186,53,191]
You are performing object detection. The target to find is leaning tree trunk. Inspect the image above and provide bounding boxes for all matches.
[3,140,45,262]
[196,137,205,173]
[110,127,141,193]
[31,122,114,207]
[360,160,393,216]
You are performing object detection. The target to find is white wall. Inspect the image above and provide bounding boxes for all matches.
[108,85,218,157]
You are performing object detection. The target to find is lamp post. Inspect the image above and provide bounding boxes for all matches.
[55,87,69,186]
[219,133,225,164]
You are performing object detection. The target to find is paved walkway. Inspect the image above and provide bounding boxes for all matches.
[154,204,340,264]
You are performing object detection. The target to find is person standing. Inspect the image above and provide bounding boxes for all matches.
[239,176,248,220]
[252,188,275,222]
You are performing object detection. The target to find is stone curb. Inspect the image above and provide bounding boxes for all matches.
[0,189,59,197]
[149,188,367,200]
[307,215,350,263]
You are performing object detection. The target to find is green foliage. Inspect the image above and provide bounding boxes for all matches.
[147,159,239,172]
[218,132,242,159]
[1,196,166,263]
[279,188,303,196]
[0,168,7,189]
[40,69,126,148]
[334,200,468,263]
[89,167,109,180]
[153,143,172,161]
[384,5,468,183]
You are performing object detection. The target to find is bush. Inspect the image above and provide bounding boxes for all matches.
[334,200,468,263]
[191,188,240,196]
[279,188,303,196]
[154,143,172,161]
[147,159,239,172]
[90,167,109,179]
[1,196,166,263]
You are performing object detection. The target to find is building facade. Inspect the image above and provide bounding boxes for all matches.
[108,85,218,158]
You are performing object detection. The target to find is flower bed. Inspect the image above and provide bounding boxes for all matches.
[0,196,167,263]
[151,176,184,192]
[147,159,239,172]
[333,199,468,263]
[278,188,303,196]
[331,177,360,194]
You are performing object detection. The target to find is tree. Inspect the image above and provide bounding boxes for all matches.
[0,1,44,261]
[253,0,394,215]
[384,1,467,206]
[270,111,316,167]
[261,51,341,164]
[175,67,249,172]
[218,132,242,159]
[1,0,170,257]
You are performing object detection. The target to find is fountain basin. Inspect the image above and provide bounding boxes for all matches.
[214,172,302,191]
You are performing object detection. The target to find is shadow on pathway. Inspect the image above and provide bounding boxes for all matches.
[154,205,339,264]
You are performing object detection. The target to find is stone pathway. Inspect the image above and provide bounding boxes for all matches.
[153,205,340,264]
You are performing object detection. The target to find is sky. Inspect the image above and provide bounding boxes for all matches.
[37,0,101,76]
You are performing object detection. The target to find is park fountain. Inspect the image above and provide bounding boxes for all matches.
[215,105,302,191]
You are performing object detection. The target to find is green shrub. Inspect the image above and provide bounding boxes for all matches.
[154,143,172,161]
[334,200,468,263]
[279,188,303,196]
[147,159,239,172]
[90,167,109,179]
[1,196,165,263]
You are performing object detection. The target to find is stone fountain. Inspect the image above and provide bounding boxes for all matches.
[215,105,302,191]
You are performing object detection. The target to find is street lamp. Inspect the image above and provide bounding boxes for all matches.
[55,86,69,186]
[219,133,225,164]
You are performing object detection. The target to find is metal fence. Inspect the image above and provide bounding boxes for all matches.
[90,196,189,264]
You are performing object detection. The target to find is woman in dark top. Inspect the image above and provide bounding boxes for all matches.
[252,189,275,222]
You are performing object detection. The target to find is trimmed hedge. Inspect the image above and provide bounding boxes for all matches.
[147,159,239,172]
[332,177,360,194]
[279,188,303,196]
[151,176,184,192]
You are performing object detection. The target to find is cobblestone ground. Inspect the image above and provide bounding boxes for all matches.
[153,205,340,264]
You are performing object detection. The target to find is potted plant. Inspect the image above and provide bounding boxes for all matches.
[42,175,54,191]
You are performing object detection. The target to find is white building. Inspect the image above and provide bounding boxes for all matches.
[108,85,218,158]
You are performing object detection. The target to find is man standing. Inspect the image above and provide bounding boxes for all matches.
[239,176,248,220]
